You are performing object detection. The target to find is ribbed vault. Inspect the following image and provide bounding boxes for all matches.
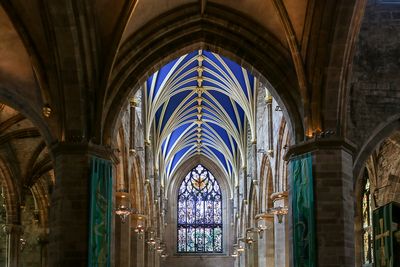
[145,50,257,183]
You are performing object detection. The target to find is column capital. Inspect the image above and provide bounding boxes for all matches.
[50,141,118,162]
[284,137,356,161]
[129,97,139,107]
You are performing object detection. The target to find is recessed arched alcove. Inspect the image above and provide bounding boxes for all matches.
[164,155,233,267]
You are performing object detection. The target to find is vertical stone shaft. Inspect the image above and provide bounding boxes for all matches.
[129,99,136,152]
[3,224,22,267]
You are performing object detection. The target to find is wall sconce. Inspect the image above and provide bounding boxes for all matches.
[268,206,288,223]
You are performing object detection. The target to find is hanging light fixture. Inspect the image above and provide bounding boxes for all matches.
[147,230,156,246]
[115,204,135,223]
[115,190,136,223]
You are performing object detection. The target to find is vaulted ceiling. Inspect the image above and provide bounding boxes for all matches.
[0,0,364,147]
[0,104,53,222]
[145,50,257,180]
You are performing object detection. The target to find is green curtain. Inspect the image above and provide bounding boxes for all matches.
[373,202,394,267]
[88,157,113,267]
[290,153,316,267]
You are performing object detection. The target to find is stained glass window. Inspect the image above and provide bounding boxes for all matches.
[177,164,222,253]
[362,173,373,265]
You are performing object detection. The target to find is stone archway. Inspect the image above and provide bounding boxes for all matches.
[163,155,233,267]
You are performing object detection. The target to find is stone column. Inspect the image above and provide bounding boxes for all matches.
[38,232,49,267]
[242,166,248,200]
[3,224,22,267]
[265,91,273,154]
[251,142,258,183]
[48,142,113,266]
[285,138,356,267]
[145,230,157,267]
[130,214,146,267]
[115,192,131,267]
[256,213,274,267]
[271,192,289,267]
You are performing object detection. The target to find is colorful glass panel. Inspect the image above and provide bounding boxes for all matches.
[362,175,374,265]
[177,164,223,253]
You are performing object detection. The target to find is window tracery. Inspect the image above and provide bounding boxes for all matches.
[177,164,222,253]
[362,174,373,265]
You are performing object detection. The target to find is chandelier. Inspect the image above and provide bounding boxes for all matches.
[115,189,137,223]
[115,204,136,223]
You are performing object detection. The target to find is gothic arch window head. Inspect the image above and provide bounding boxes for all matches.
[362,170,373,265]
[177,164,222,253]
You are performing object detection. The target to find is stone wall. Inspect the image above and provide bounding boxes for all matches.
[367,130,400,206]
[348,0,400,149]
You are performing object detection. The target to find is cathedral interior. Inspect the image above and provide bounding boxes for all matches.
[0,0,400,267]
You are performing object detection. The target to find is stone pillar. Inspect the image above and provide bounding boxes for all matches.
[131,214,146,267]
[256,213,274,267]
[271,192,289,267]
[3,224,22,267]
[242,166,248,200]
[38,232,49,267]
[131,230,145,267]
[251,142,258,182]
[285,138,356,267]
[145,229,155,267]
[48,142,113,266]
[115,192,131,267]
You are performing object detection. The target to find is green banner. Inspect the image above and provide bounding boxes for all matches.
[88,157,112,267]
[373,203,394,267]
[290,153,316,267]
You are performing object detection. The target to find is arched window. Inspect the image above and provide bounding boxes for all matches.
[362,172,373,265]
[177,164,222,253]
